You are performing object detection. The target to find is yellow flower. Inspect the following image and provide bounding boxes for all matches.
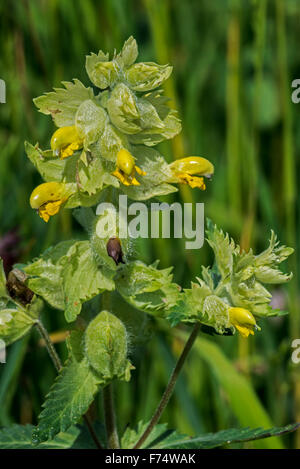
[50,126,83,159]
[228,307,259,338]
[169,156,214,190]
[112,149,146,186]
[30,182,71,222]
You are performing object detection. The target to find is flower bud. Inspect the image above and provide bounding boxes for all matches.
[125,62,172,91]
[106,237,125,266]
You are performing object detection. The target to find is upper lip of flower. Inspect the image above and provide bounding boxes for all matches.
[168,156,214,190]
[50,126,83,159]
[228,306,259,338]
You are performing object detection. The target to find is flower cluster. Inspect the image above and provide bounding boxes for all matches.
[168,222,294,338]
[27,37,214,222]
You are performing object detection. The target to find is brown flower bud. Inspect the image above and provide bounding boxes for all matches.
[6,268,34,305]
[106,237,125,266]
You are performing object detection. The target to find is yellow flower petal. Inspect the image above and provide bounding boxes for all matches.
[112,149,146,186]
[30,182,72,222]
[176,173,206,190]
[51,126,83,159]
[228,307,257,338]
[169,156,214,190]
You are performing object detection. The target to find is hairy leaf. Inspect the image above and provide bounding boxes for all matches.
[32,358,102,444]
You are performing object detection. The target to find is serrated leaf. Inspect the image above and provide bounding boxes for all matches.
[121,421,187,449]
[24,240,115,321]
[34,79,94,127]
[84,310,133,381]
[0,424,80,449]
[115,260,180,316]
[161,423,300,449]
[59,241,115,322]
[32,358,102,444]
[206,223,234,280]
[25,142,80,183]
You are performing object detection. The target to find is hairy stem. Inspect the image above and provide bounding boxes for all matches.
[35,320,62,372]
[103,384,120,449]
[35,319,103,450]
[133,323,200,449]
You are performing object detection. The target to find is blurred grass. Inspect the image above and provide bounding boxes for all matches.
[0,0,300,448]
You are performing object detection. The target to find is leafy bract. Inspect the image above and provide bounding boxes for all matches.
[115,260,181,316]
[24,240,115,322]
[33,80,94,127]
[84,310,133,381]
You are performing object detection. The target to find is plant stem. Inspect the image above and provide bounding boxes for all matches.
[35,320,61,373]
[133,323,200,449]
[103,383,120,449]
[35,319,103,450]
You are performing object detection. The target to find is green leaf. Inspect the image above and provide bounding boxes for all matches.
[96,123,128,162]
[206,223,234,281]
[0,306,36,346]
[122,146,177,201]
[161,423,300,449]
[77,154,119,195]
[24,240,115,322]
[0,424,80,449]
[115,36,138,68]
[84,310,133,381]
[25,141,80,183]
[33,79,94,127]
[32,358,102,444]
[121,421,299,449]
[58,241,115,322]
[107,83,141,134]
[75,99,108,146]
[125,62,172,92]
[121,421,185,449]
[115,261,181,316]
[85,50,118,89]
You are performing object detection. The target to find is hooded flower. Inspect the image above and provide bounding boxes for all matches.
[112,148,146,186]
[30,182,72,222]
[50,126,83,159]
[228,307,259,338]
[169,156,214,190]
